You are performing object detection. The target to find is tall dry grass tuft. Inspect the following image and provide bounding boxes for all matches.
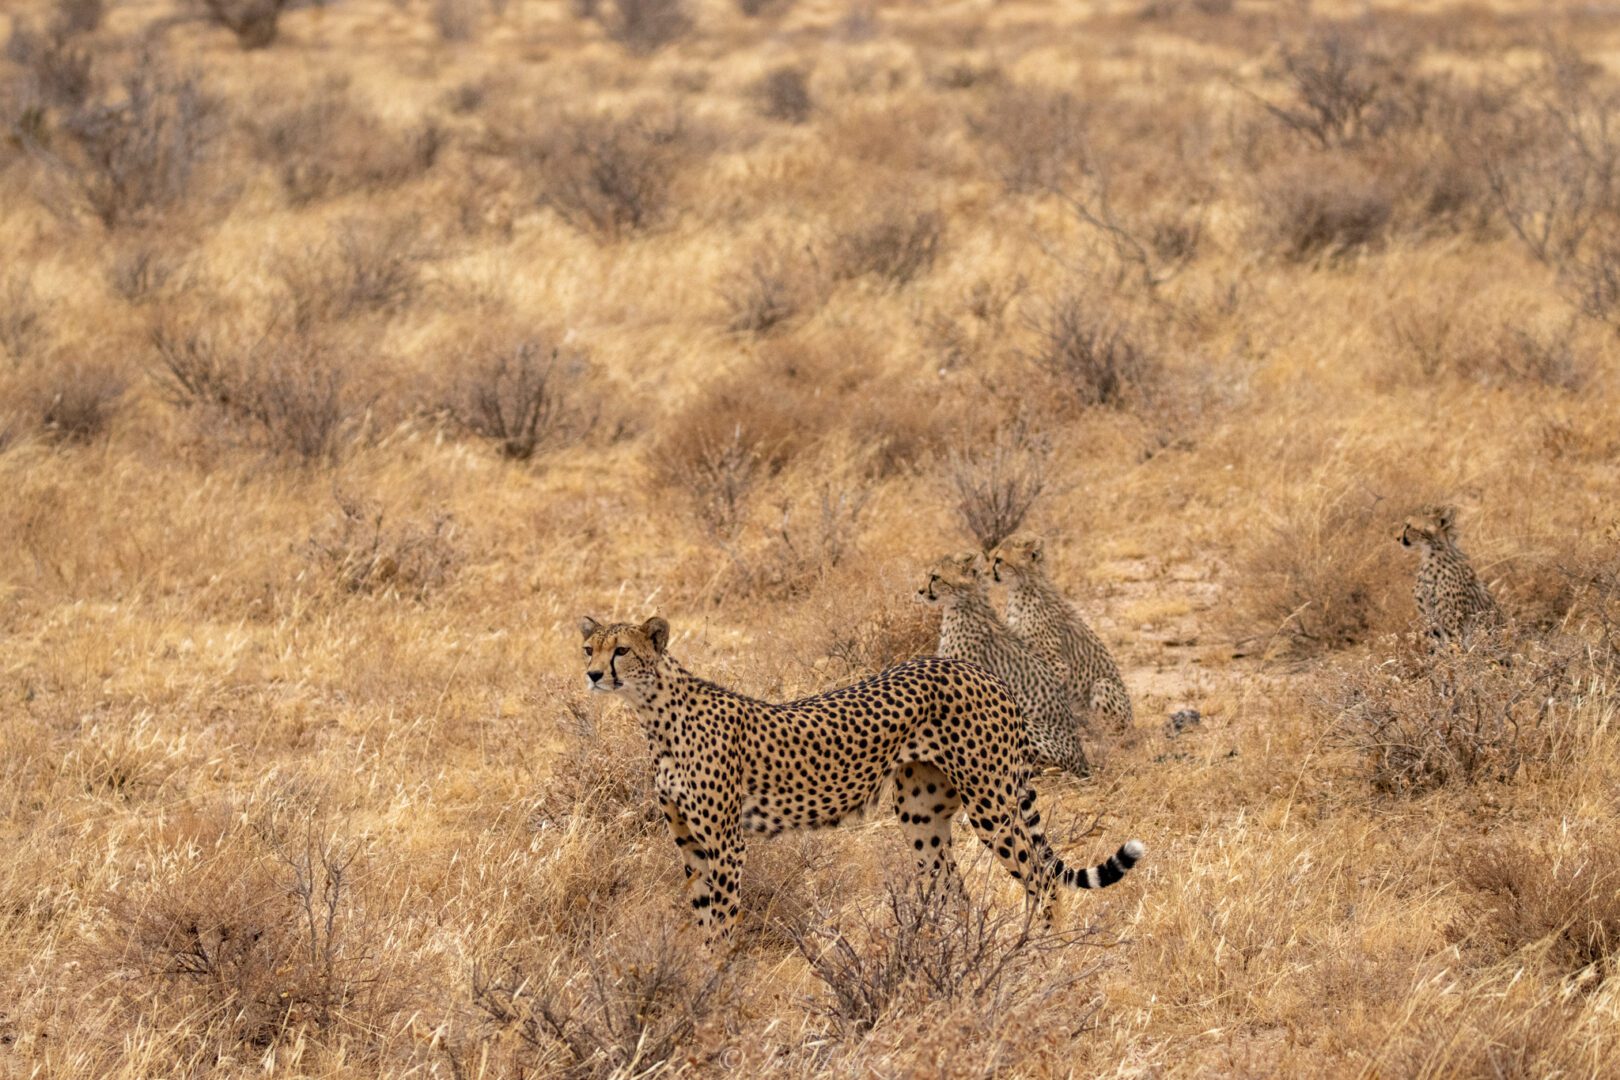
[946,422,1048,551]
[1464,828,1620,980]
[1329,631,1606,794]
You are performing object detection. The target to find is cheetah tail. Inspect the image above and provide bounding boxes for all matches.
[1058,839,1145,889]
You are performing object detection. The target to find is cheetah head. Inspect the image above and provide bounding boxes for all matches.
[917,551,986,604]
[1398,505,1457,551]
[578,616,669,693]
[990,533,1043,584]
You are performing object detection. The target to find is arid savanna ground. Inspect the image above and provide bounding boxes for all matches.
[3,0,1620,1075]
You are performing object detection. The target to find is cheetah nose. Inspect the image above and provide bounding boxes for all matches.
[587,670,603,684]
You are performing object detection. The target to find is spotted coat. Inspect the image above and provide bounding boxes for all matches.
[918,553,1091,777]
[579,616,1142,945]
[1399,506,1500,646]
[992,535,1134,733]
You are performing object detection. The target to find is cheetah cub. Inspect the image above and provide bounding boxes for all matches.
[579,616,1143,946]
[992,535,1134,733]
[918,552,1091,777]
[1398,505,1500,646]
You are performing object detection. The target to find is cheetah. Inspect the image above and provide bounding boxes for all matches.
[917,552,1091,777]
[992,534,1134,733]
[579,616,1143,945]
[1398,505,1501,646]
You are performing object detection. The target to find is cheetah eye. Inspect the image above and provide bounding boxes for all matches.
[613,646,629,657]
[583,646,592,657]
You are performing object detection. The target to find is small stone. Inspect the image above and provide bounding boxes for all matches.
[1164,708,1202,738]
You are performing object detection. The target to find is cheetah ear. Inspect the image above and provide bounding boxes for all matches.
[1029,536,1043,561]
[641,616,670,655]
[579,616,602,640]
[1437,506,1456,532]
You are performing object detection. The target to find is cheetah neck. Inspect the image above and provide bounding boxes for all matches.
[622,658,754,738]
[1006,569,1063,620]
[938,586,1003,645]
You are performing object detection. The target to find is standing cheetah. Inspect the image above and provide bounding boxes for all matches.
[917,552,1091,777]
[1398,505,1500,646]
[579,616,1143,946]
[992,535,1134,733]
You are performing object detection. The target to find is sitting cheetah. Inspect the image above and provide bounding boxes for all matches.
[917,552,1090,777]
[992,535,1134,733]
[1398,505,1500,646]
[579,616,1143,945]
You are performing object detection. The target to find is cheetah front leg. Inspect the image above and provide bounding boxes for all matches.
[1090,676,1134,733]
[679,813,746,948]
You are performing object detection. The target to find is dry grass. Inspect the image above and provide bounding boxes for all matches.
[4,0,1620,1075]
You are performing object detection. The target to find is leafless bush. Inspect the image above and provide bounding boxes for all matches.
[246,83,442,206]
[304,491,458,599]
[970,85,1089,194]
[47,62,223,228]
[106,246,182,305]
[446,336,594,460]
[1389,302,1593,392]
[19,354,126,442]
[51,0,104,36]
[734,0,792,15]
[593,0,691,54]
[431,0,478,41]
[473,923,733,1080]
[832,205,943,287]
[666,422,760,540]
[1475,47,1620,269]
[121,810,386,1048]
[276,217,428,329]
[753,65,811,124]
[1329,631,1595,795]
[946,423,1048,551]
[1020,292,1155,409]
[745,479,874,598]
[720,241,822,335]
[0,275,46,363]
[151,319,358,463]
[526,109,691,239]
[1258,30,1425,150]
[1257,157,1391,262]
[810,592,939,682]
[1054,167,1205,292]
[790,874,1103,1038]
[5,22,93,107]
[197,0,289,50]
[1464,831,1620,981]
[1233,484,1403,655]
[530,700,660,833]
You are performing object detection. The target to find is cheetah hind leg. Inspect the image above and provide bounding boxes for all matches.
[891,762,963,888]
[956,779,1057,922]
[1090,677,1134,733]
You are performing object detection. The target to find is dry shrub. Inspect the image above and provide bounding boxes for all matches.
[45,61,224,228]
[8,352,126,443]
[246,82,442,206]
[1256,155,1392,262]
[525,108,692,239]
[1475,46,1620,269]
[1464,830,1620,980]
[444,334,596,460]
[431,0,478,42]
[592,0,691,54]
[969,85,1088,194]
[1329,631,1597,795]
[276,216,428,329]
[752,65,812,124]
[531,697,660,835]
[151,316,360,463]
[1020,291,1156,409]
[946,422,1048,552]
[734,0,792,15]
[304,491,458,600]
[1233,484,1402,654]
[831,203,944,287]
[196,0,289,50]
[1389,302,1593,393]
[5,21,93,108]
[116,805,394,1051]
[106,245,183,305]
[473,921,734,1080]
[790,874,1104,1038]
[50,0,104,36]
[719,240,823,335]
[0,274,46,363]
[1259,29,1427,150]
[735,456,875,599]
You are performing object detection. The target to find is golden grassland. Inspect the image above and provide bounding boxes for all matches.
[3,0,1620,1074]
